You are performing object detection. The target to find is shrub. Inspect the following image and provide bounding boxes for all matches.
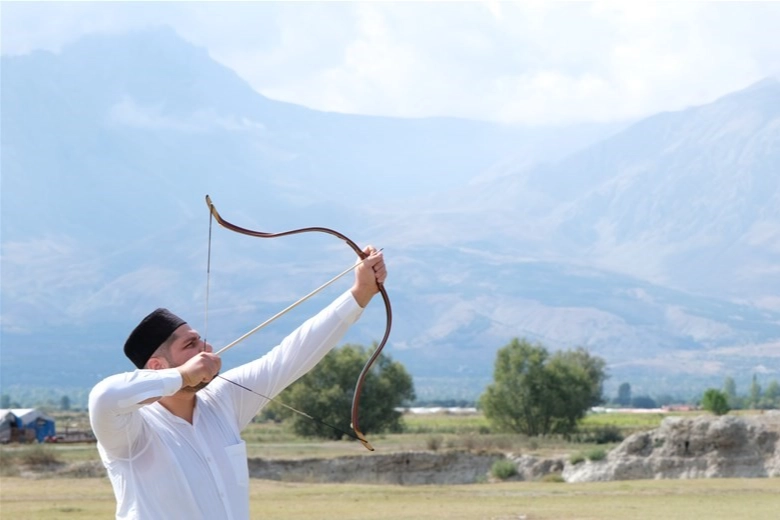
[426,435,443,451]
[20,445,61,467]
[491,459,518,480]
[0,449,20,476]
[569,453,586,465]
[586,448,607,461]
[541,472,565,483]
[488,435,516,452]
[571,425,624,444]
[591,425,623,444]
[460,433,479,452]
[701,388,730,416]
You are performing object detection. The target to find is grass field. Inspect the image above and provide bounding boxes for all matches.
[2,410,779,518]
[2,476,779,519]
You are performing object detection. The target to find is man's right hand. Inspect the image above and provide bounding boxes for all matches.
[177,352,222,388]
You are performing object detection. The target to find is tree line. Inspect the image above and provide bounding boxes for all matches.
[6,338,778,440]
[264,337,609,438]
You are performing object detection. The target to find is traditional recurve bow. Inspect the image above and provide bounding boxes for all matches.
[204,195,391,451]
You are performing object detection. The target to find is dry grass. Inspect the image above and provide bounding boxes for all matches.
[3,410,778,519]
[1,476,779,519]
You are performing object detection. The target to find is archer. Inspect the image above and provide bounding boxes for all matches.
[88,246,386,520]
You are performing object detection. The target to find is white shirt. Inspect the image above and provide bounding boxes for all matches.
[89,291,363,520]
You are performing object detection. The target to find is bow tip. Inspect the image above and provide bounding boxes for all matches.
[351,424,375,451]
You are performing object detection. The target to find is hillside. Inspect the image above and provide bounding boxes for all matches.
[2,28,779,402]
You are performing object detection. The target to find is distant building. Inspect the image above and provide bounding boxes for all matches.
[663,404,697,412]
[0,408,56,443]
[0,410,16,443]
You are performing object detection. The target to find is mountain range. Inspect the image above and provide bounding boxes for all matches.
[2,27,779,404]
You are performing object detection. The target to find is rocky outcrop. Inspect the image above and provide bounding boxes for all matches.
[563,413,780,482]
[505,454,567,481]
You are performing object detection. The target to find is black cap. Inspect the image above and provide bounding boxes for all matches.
[123,308,187,369]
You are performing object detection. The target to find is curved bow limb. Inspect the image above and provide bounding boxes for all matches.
[205,195,391,451]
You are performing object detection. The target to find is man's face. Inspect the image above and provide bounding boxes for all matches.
[166,324,213,368]
[151,324,215,391]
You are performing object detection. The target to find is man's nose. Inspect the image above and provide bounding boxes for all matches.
[203,341,213,353]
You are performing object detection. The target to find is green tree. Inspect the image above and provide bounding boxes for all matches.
[1,394,10,409]
[722,376,739,409]
[271,343,415,440]
[616,382,631,406]
[545,348,606,432]
[701,388,730,415]
[560,347,607,407]
[480,338,607,436]
[764,380,779,408]
[60,395,71,411]
[749,375,762,409]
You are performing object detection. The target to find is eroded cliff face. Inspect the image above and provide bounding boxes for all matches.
[13,413,780,485]
[247,414,780,485]
[247,451,505,485]
[563,413,780,482]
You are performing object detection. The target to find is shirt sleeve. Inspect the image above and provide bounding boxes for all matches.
[210,290,364,430]
[88,368,183,458]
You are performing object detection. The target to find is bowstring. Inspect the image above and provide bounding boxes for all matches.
[216,375,361,441]
[204,208,213,345]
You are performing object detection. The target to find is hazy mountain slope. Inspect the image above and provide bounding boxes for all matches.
[545,78,780,299]
[367,79,780,396]
[2,27,618,238]
[2,28,778,403]
[380,79,780,301]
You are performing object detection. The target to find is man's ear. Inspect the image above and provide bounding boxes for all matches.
[146,356,168,370]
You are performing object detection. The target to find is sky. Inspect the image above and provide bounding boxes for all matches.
[2,1,780,126]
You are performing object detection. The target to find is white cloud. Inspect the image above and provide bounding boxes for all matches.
[2,2,779,124]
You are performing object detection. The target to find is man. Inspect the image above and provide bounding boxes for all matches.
[89,247,386,519]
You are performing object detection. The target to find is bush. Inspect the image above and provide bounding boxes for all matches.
[457,433,476,452]
[0,449,20,476]
[541,472,565,483]
[570,447,607,464]
[568,425,624,444]
[491,459,518,480]
[586,448,607,461]
[426,435,443,451]
[591,425,624,444]
[701,388,730,416]
[20,445,61,467]
[569,453,586,465]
